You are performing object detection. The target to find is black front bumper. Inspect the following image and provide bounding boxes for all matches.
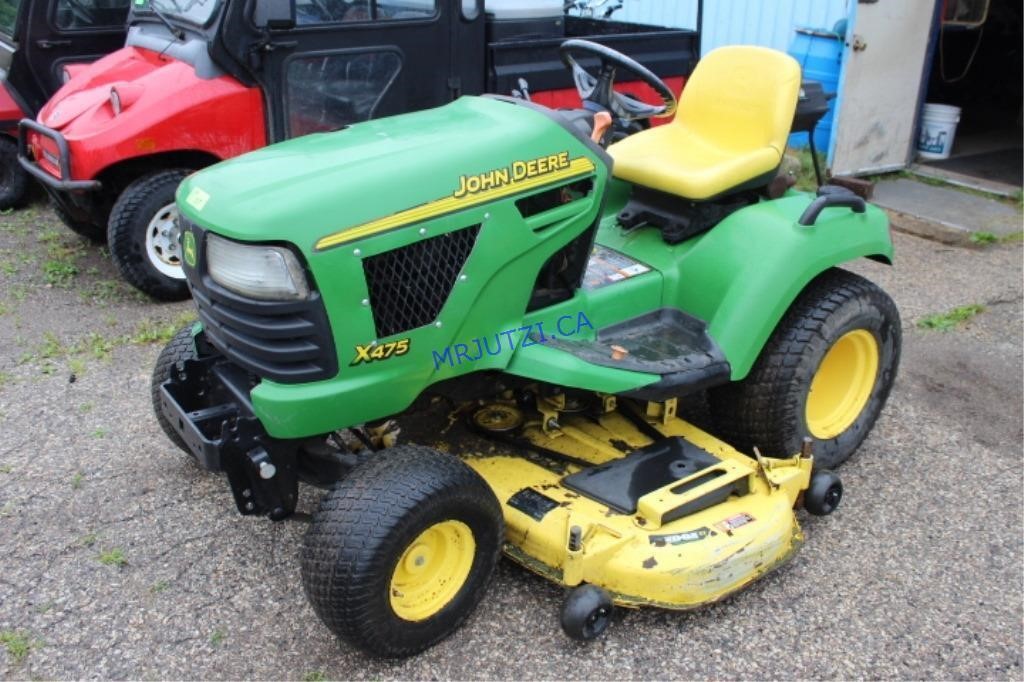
[159,349,300,520]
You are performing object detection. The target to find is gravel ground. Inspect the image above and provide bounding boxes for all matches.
[0,200,1021,680]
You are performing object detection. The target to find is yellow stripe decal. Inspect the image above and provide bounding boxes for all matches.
[314,156,597,251]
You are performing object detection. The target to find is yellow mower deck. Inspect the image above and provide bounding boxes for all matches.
[457,400,814,609]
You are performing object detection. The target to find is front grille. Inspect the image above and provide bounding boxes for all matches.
[183,222,337,384]
[362,225,480,338]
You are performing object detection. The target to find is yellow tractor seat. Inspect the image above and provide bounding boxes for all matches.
[609,46,802,201]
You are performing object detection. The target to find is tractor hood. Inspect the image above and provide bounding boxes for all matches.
[177,96,609,252]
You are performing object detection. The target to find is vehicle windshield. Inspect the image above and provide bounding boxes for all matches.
[144,0,219,27]
[0,0,22,36]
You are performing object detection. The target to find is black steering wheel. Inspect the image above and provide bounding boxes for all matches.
[559,39,677,122]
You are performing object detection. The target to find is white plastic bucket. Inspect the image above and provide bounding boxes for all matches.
[917,103,961,160]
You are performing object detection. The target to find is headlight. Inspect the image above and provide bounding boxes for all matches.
[206,233,310,301]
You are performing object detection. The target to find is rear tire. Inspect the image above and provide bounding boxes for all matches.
[0,136,30,211]
[108,169,191,301]
[709,268,901,469]
[301,445,503,658]
[151,325,197,455]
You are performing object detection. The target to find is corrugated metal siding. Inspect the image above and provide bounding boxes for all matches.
[612,0,849,54]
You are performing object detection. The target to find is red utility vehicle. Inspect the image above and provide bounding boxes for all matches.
[20,0,699,300]
[0,0,128,208]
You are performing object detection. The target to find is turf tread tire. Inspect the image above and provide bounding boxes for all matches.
[108,169,190,301]
[301,445,503,658]
[708,268,901,469]
[150,325,197,454]
[0,136,29,211]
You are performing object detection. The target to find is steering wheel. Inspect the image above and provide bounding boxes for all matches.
[559,39,677,122]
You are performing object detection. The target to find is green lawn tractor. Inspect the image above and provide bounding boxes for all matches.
[153,40,901,657]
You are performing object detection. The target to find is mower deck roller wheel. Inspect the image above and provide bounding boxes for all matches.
[804,469,843,516]
[301,445,503,657]
[709,268,900,469]
[151,325,198,456]
[561,584,614,641]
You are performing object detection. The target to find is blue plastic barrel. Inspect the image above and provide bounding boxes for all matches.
[787,27,843,151]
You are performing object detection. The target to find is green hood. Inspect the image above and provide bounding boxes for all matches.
[176,96,601,253]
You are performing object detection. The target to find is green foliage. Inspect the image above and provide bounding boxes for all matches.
[43,259,78,286]
[969,231,998,245]
[98,547,127,567]
[917,304,985,331]
[0,630,34,664]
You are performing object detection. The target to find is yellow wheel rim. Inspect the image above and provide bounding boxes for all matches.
[806,329,880,440]
[389,520,475,622]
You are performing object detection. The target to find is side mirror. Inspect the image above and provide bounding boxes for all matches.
[253,0,295,30]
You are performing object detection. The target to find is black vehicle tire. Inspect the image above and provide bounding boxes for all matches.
[54,202,106,243]
[108,169,191,301]
[150,325,197,455]
[0,136,30,211]
[301,445,504,658]
[709,268,901,469]
[561,584,614,641]
[804,469,843,516]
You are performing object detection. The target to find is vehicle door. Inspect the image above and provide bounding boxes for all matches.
[254,0,456,142]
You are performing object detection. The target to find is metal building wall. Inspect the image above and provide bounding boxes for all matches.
[614,0,849,54]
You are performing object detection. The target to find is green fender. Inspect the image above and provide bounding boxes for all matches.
[598,189,895,381]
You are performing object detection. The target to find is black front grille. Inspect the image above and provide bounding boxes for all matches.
[183,222,337,384]
[362,225,480,338]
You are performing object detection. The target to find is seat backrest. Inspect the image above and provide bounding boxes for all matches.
[675,46,801,155]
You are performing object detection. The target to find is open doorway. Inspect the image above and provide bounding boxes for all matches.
[915,0,1023,192]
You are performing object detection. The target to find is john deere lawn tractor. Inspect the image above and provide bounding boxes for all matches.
[153,40,901,657]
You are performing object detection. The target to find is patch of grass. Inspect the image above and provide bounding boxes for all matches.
[81,332,118,361]
[79,402,94,414]
[970,230,1023,246]
[90,427,108,439]
[39,363,57,376]
[209,629,225,647]
[38,331,65,359]
[1012,188,1022,210]
[130,312,195,345]
[37,229,62,244]
[42,258,79,287]
[68,357,87,378]
[0,371,10,389]
[0,260,17,275]
[0,630,34,664]
[150,580,169,594]
[70,472,84,489]
[917,304,985,331]
[969,231,998,245]
[303,672,328,682]
[97,547,127,567]
[80,532,99,547]
[0,464,12,473]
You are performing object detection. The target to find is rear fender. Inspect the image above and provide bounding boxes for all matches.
[668,193,894,379]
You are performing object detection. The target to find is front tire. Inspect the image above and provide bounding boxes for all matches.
[108,169,191,301]
[709,268,901,469]
[150,325,197,455]
[0,136,30,210]
[301,445,503,658]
